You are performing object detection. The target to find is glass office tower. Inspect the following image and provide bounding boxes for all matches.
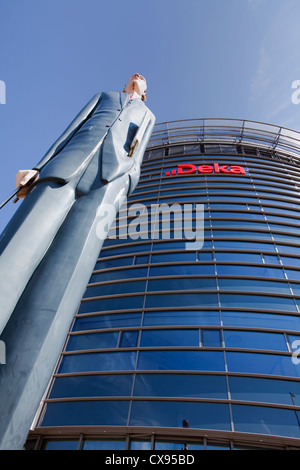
[27,119,300,450]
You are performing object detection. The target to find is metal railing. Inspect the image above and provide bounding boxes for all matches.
[147,118,300,158]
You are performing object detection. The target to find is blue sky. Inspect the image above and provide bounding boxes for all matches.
[0,0,300,232]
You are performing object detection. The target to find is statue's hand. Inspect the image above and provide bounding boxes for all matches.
[16,169,39,198]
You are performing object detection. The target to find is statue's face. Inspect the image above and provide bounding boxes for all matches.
[123,73,147,100]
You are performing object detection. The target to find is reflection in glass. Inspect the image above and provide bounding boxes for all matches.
[227,352,300,377]
[41,401,130,427]
[83,440,126,450]
[140,329,199,347]
[232,404,300,439]
[223,330,288,351]
[229,376,300,405]
[44,440,78,450]
[222,311,300,331]
[133,374,228,399]
[137,350,225,371]
[130,401,231,430]
[73,313,142,330]
[49,374,133,399]
[143,310,221,326]
[66,331,119,351]
[58,351,137,373]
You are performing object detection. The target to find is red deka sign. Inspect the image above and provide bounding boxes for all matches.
[165,163,246,177]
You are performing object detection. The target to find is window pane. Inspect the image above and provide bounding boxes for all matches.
[220,294,297,312]
[133,374,228,399]
[95,256,133,269]
[202,330,221,347]
[119,330,139,348]
[222,311,300,331]
[206,443,231,450]
[43,440,78,450]
[229,376,300,405]
[145,293,219,309]
[216,265,285,278]
[218,279,291,294]
[130,401,231,431]
[263,255,280,264]
[280,256,300,266]
[232,405,300,439]
[154,441,201,450]
[143,311,221,326]
[227,352,300,377]
[83,440,126,450]
[151,252,197,263]
[90,267,148,283]
[83,280,146,297]
[49,374,133,398]
[66,332,119,351]
[58,351,137,373]
[137,350,225,371]
[215,252,262,263]
[224,330,288,351]
[140,329,199,347]
[149,265,215,276]
[41,401,130,427]
[73,313,141,330]
[78,296,145,313]
[147,278,217,291]
[130,440,152,450]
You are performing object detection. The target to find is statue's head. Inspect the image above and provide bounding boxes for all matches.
[123,73,147,101]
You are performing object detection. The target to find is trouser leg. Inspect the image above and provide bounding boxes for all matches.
[0,181,76,334]
[0,174,129,449]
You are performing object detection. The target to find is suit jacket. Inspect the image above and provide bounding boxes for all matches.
[34,92,155,194]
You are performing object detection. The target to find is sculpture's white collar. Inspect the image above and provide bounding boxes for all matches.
[128,91,142,101]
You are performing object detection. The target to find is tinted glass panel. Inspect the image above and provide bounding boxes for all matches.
[49,374,133,398]
[229,376,300,405]
[147,278,217,291]
[119,330,139,348]
[220,294,297,312]
[222,311,300,331]
[90,267,148,283]
[58,351,137,373]
[232,405,300,439]
[202,330,222,347]
[72,313,142,330]
[78,296,145,313]
[66,332,119,351]
[143,311,221,326]
[215,252,262,263]
[83,440,126,450]
[137,350,225,371]
[218,279,291,294]
[140,329,199,347]
[227,352,300,377]
[133,374,228,399]
[44,440,78,450]
[41,401,130,427]
[145,293,219,308]
[83,280,146,297]
[224,330,288,351]
[149,265,215,276]
[130,401,231,431]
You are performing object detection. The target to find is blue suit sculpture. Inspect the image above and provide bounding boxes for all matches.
[0,74,155,449]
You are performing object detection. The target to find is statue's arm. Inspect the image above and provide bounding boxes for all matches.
[33,92,102,171]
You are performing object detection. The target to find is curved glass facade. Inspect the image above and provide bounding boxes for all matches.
[27,120,300,450]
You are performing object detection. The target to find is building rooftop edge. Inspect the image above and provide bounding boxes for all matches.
[147,118,300,158]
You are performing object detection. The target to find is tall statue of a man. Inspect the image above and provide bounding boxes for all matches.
[0,74,155,449]
[0,73,155,334]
